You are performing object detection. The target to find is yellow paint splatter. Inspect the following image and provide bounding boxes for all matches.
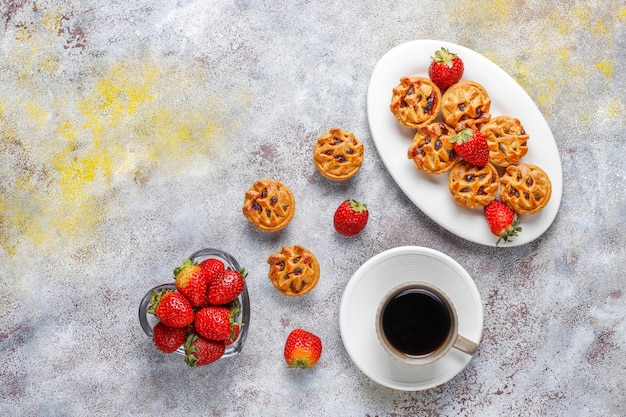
[603,98,623,119]
[595,60,614,79]
[452,0,512,30]
[1,40,238,255]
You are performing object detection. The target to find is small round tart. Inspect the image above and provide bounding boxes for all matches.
[390,76,442,128]
[448,160,499,209]
[442,80,491,131]
[313,128,364,180]
[407,122,458,174]
[267,245,320,296]
[242,179,295,232]
[480,116,529,167]
[499,164,552,215]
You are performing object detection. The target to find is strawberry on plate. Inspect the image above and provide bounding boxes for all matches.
[449,128,489,167]
[284,329,322,369]
[173,259,210,307]
[428,47,464,90]
[334,199,369,237]
[152,321,186,354]
[148,289,195,329]
[484,200,522,245]
[206,268,246,306]
[184,333,226,367]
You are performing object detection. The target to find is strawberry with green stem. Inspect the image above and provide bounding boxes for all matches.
[148,289,195,329]
[449,128,489,167]
[173,259,210,307]
[428,47,464,90]
[194,305,243,341]
[334,199,369,237]
[184,333,225,367]
[484,200,522,245]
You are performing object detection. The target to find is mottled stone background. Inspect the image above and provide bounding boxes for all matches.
[1,1,624,416]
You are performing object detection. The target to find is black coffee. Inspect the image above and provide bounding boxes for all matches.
[381,288,452,356]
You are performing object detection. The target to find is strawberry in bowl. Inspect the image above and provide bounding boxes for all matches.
[138,248,250,365]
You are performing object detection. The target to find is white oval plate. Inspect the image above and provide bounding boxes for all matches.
[339,246,483,391]
[367,40,563,247]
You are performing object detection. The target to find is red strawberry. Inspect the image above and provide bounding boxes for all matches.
[206,268,246,305]
[284,329,322,369]
[334,199,369,236]
[199,258,225,282]
[194,306,241,341]
[173,259,210,307]
[449,128,489,166]
[484,200,522,245]
[152,321,186,353]
[148,290,195,329]
[428,47,464,90]
[225,325,241,346]
[184,333,225,367]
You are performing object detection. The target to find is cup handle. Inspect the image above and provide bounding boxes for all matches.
[453,334,479,356]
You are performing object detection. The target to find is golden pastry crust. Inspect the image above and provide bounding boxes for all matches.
[499,164,552,215]
[313,128,364,180]
[407,122,458,174]
[267,245,320,296]
[242,179,295,232]
[442,80,491,131]
[480,116,529,167]
[390,76,442,128]
[448,160,499,209]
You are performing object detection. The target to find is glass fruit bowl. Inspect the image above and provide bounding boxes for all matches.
[138,248,250,358]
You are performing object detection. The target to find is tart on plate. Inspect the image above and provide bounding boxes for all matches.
[499,163,552,215]
[442,80,491,131]
[390,76,442,128]
[448,160,499,209]
[480,116,529,167]
[407,122,458,174]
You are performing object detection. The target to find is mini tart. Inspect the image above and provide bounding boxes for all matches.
[480,116,529,167]
[390,76,442,128]
[442,80,491,131]
[407,122,458,174]
[267,245,320,296]
[242,179,295,232]
[499,164,552,215]
[448,160,499,209]
[313,128,364,180]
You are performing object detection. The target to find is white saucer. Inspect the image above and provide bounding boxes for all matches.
[339,246,483,391]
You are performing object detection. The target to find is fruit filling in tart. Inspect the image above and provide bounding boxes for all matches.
[390,76,442,128]
[313,128,364,180]
[499,163,552,215]
[407,122,458,174]
[480,116,529,167]
[442,80,491,131]
[448,160,499,209]
[267,245,320,296]
[242,179,295,232]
